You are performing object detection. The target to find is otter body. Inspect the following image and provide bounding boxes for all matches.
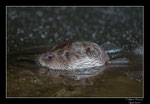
[38,40,109,70]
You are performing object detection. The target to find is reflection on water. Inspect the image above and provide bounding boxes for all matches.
[7,7,143,97]
[7,49,143,97]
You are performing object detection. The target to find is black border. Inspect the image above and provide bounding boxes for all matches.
[1,0,145,104]
[1,0,144,6]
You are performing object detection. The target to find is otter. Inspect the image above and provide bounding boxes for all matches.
[38,40,110,70]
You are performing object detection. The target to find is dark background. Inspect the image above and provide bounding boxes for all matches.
[7,7,143,55]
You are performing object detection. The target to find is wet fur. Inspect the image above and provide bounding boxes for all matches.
[38,40,109,70]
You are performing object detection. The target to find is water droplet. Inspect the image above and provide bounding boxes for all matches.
[85,14,89,18]
[41,34,46,39]
[36,11,43,17]
[57,16,61,20]
[54,32,58,38]
[92,33,96,38]
[29,33,32,37]
[11,40,14,43]
[20,38,24,42]
[48,17,53,22]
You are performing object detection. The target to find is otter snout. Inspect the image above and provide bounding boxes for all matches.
[42,52,53,61]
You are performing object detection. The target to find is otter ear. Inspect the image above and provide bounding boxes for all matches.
[86,47,91,53]
[85,46,93,55]
[85,46,97,57]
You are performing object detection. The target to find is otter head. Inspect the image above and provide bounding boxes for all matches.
[38,40,109,70]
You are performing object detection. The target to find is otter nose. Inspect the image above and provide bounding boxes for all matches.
[43,52,53,60]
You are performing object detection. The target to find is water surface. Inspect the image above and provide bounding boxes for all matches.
[7,7,144,97]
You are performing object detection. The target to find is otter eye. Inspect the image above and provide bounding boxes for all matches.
[65,52,70,57]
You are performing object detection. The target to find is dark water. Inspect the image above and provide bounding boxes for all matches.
[7,7,144,97]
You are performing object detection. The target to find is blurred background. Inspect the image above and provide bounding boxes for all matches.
[7,7,143,54]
